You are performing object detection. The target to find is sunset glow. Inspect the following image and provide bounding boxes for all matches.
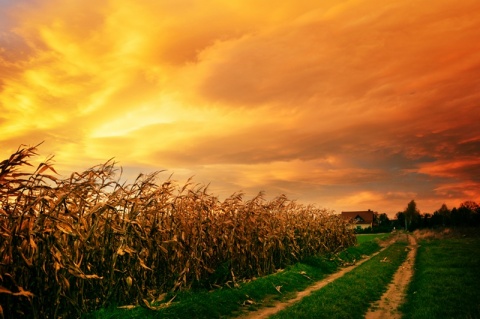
[1,0,479,216]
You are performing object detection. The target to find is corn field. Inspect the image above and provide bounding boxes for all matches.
[0,145,356,318]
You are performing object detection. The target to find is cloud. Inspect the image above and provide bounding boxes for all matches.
[417,158,480,181]
[190,0,480,109]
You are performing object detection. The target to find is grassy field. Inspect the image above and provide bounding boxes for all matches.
[83,236,384,318]
[84,230,480,319]
[401,230,480,319]
[270,237,409,319]
[355,233,391,244]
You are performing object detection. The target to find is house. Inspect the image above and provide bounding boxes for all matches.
[341,210,376,230]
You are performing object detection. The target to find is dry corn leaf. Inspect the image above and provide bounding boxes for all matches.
[118,305,137,309]
[138,257,153,271]
[0,286,34,299]
[56,223,73,235]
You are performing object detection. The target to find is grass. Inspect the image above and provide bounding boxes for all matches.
[401,232,480,319]
[355,233,391,244]
[270,236,409,319]
[83,236,386,318]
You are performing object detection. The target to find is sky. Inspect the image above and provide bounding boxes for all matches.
[1,0,479,217]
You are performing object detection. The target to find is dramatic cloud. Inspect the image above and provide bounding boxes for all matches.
[1,0,479,216]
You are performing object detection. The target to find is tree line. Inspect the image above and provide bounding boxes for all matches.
[357,200,480,233]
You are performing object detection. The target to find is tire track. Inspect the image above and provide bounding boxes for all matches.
[365,233,418,319]
[236,234,400,319]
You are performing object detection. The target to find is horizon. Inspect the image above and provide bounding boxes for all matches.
[1,0,479,218]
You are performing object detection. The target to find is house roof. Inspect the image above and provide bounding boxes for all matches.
[341,210,375,224]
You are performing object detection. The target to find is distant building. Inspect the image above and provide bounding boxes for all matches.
[341,210,376,230]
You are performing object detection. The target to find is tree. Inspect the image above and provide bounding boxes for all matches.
[377,213,390,225]
[372,212,392,232]
[457,201,480,226]
[421,213,432,228]
[404,200,420,231]
[437,203,451,226]
[451,207,459,227]
[459,201,479,213]
[395,212,405,230]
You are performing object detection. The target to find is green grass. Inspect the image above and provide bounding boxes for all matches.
[270,238,409,319]
[355,233,391,244]
[83,237,384,319]
[401,234,480,319]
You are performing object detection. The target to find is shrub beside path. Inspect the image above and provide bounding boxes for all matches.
[236,234,401,319]
[365,233,418,319]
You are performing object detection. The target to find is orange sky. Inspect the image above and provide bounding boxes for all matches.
[1,0,480,216]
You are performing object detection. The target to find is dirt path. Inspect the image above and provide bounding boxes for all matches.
[236,234,399,319]
[364,233,418,319]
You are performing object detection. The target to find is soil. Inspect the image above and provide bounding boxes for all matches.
[365,233,418,319]
[236,234,402,319]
